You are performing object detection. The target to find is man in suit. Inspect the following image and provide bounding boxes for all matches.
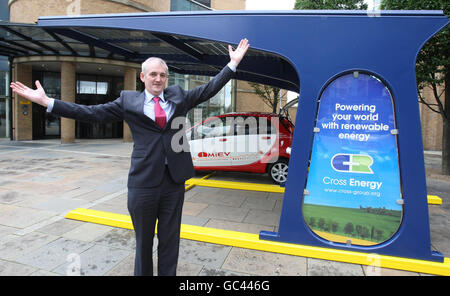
[10,38,250,276]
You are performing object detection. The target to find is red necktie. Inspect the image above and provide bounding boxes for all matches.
[153,97,166,129]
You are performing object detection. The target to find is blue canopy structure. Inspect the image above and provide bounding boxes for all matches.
[1,10,449,262]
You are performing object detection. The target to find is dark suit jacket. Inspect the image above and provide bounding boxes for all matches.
[51,66,235,188]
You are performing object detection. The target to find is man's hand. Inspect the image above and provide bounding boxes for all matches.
[228,38,250,69]
[10,80,51,107]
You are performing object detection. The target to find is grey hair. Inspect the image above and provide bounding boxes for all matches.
[141,57,169,75]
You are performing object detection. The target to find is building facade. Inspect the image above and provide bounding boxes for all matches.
[4,0,442,152]
[6,0,275,143]
[1,0,10,139]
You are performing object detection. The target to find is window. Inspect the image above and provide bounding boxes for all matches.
[195,0,211,7]
[0,74,5,97]
[78,80,97,94]
[233,116,258,135]
[77,75,109,95]
[171,0,211,11]
[194,117,230,139]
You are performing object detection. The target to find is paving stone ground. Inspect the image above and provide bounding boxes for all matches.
[0,139,448,276]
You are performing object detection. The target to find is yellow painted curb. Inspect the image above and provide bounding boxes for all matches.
[427,195,443,205]
[65,208,133,230]
[185,178,284,193]
[65,208,450,276]
[186,177,442,205]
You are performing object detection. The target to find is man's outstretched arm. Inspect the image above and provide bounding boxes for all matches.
[11,79,123,122]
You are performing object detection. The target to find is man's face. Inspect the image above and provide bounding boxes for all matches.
[140,60,168,96]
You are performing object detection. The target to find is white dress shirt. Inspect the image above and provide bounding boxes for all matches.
[143,90,174,123]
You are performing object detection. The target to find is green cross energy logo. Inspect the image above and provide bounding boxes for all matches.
[331,154,374,174]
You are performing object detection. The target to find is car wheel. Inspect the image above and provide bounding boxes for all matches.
[269,159,288,184]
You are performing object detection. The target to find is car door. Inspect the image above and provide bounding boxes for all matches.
[189,116,232,167]
[257,116,278,161]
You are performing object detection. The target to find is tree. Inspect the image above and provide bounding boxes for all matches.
[344,222,354,235]
[318,217,326,229]
[248,82,286,114]
[380,2,450,175]
[356,225,363,237]
[361,226,370,239]
[330,220,339,233]
[309,216,317,227]
[375,229,384,241]
[294,0,367,10]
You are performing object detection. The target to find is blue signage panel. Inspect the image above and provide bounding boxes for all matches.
[304,72,402,246]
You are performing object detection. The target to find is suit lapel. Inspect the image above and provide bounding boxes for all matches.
[135,91,146,116]
[164,87,184,116]
[163,87,183,130]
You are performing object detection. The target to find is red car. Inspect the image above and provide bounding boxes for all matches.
[186,110,294,184]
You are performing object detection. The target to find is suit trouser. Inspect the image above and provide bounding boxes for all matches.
[127,166,185,276]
